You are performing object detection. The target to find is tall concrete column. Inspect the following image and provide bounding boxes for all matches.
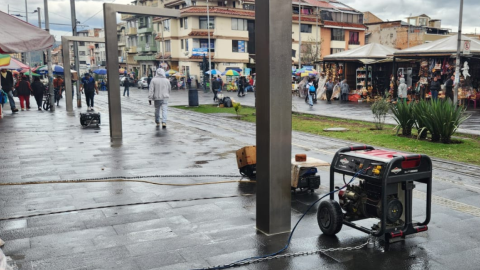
[255,0,292,235]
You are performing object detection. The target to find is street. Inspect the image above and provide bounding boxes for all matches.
[1,87,480,269]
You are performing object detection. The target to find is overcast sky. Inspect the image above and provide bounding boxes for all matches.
[342,0,479,33]
[1,0,478,40]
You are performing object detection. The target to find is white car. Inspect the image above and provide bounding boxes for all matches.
[137,77,149,89]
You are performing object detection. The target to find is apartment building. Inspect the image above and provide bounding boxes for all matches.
[74,30,91,75]
[120,0,366,78]
[117,23,127,69]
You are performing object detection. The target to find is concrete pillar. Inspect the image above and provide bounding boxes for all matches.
[255,0,292,235]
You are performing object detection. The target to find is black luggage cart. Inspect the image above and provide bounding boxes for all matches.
[80,112,101,127]
[317,145,432,250]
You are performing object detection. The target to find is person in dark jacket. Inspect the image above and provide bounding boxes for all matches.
[325,78,335,104]
[15,76,32,111]
[0,69,19,112]
[31,77,45,110]
[237,77,246,97]
[429,77,441,101]
[212,78,220,102]
[444,75,454,102]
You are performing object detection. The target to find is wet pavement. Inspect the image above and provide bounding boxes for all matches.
[0,87,480,269]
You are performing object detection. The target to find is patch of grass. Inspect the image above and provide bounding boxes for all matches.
[175,105,480,165]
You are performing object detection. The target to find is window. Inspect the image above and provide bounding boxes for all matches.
[175,5,180,9]
[419,17,427,26]
[163,19,170,31]
[233,1,235,8]
[146,35,151,44]
[80,61,87,65]
[232,18,247,31]
[199,17,214,29]
[232,40,246,53]
[192,1,196,6]
[218,1,226,6]
[186,40,189,51]
[184,18,188,29]
[79,42,85,46]
[140,36,144,42]
[180,18,183,28]
[181,39,184,50]
[330,48,344,54]
[164,40,171,52]
[321,10,333,21]
[300,24,312,33]
[139,17,146,28]
[79,51,86,56]
[243,4,254,10]
[349,32,360,45]
[331,29,345,41]
[409,18,416,26]
[200,39,214,52]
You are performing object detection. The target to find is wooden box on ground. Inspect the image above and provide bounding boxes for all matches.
[236,146,256,169]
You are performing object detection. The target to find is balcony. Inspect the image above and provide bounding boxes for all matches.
[118,39,126,46]
[137,42,157,53]
[127,46,137,53]
[134,55,157,61]
[138,26,153,34]
[121,14,136,21]
[126,28,137,35]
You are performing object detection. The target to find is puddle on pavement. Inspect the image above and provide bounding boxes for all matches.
[195,161,209,165]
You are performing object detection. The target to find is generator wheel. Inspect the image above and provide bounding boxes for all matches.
[317,200,343,236]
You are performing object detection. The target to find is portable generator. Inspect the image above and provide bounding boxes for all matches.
[317,145,432,250]
[80,112,101,127]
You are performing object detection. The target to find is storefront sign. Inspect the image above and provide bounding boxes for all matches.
[463,40,471,55]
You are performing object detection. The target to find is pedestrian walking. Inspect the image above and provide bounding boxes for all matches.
[147,74,152,88]
[444,75,454,102]
[212,78,220,102]
[397,78,408,103]
[15,75,32,111]
[429,77,441,101]
[340,79,349,103]
[0,69,19,112]
[148,68,171,128]
[123,77,130,97]
[237,77,246,97]
[187,77,192,89]
[80,73,98,111]
[306,78,315,107]
[31,77,44,110]
[53,75,64,106]
[325,78,334,104]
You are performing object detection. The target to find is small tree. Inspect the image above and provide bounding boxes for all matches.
[371,97,389,130]
[233,102,242,118]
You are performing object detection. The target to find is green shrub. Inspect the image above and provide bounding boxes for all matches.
[390,100,415,136]
[371,98,390,130]
[412,100,429,139]
[233,102,242,117]
[436,100,470,143]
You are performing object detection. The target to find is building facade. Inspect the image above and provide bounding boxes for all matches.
[120,0,366,78]
[365,14,452,50]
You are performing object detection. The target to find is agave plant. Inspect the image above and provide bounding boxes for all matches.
[437,100,470,144]
[419,99,442,142]
[390,100,415,136]
[412,100,429,139]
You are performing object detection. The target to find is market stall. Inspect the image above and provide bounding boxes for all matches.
[393,35,480,106]
[323,43,398,101]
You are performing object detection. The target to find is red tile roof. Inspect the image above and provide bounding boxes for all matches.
[323,21,366,29]
[188,30,214,37]
[292,15,318,23]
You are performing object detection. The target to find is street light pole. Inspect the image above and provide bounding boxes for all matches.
[453,0,464,106]
[207,0,212,92]
[44,0,55,112]
[25,0,32,83]
[70,0,81,107]
[298,3,301,69]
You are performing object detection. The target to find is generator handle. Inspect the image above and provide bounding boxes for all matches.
[338,145,375,153]
[396,154,422,161]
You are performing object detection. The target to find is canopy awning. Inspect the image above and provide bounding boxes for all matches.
[0,10,55,53]
[323,43,398,61]
[394,35,480,57]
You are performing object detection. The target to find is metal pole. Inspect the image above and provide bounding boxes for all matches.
[37,7,42,65]
[161,21,165,64]
[71,0,81,107]
[255,0,292,235]
[298,3,301,69]
[207,0,212,91]
[316,7,319,67]
[407,14,411,48]
[25,0,32,83]
[62,37,73,112]
[453,0,464,106]
[44,0,54,112]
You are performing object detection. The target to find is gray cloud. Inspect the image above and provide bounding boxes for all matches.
[342,0,480,33]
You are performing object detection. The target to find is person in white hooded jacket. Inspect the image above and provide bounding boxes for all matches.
[148,68,171,128]
[397,77,408,102]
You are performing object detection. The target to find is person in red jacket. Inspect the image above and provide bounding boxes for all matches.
[15,76,32,111]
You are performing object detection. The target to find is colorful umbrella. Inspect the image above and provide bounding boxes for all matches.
[1,58,29,70]
[173,72,185,77]
[223,70,240,76]
[22,71,40,77]
[167,70,178,75]
[0,54,11,67]
[93,69,107,75]
[119,68,126,73]
[206,69,222,75]
[12,70,19,75]
[36,64,64,74]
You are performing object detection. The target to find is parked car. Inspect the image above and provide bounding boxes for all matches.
[137,77,149,89]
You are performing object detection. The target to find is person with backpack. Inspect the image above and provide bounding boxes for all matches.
[31,77,45,110]
[306,78,315,108]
